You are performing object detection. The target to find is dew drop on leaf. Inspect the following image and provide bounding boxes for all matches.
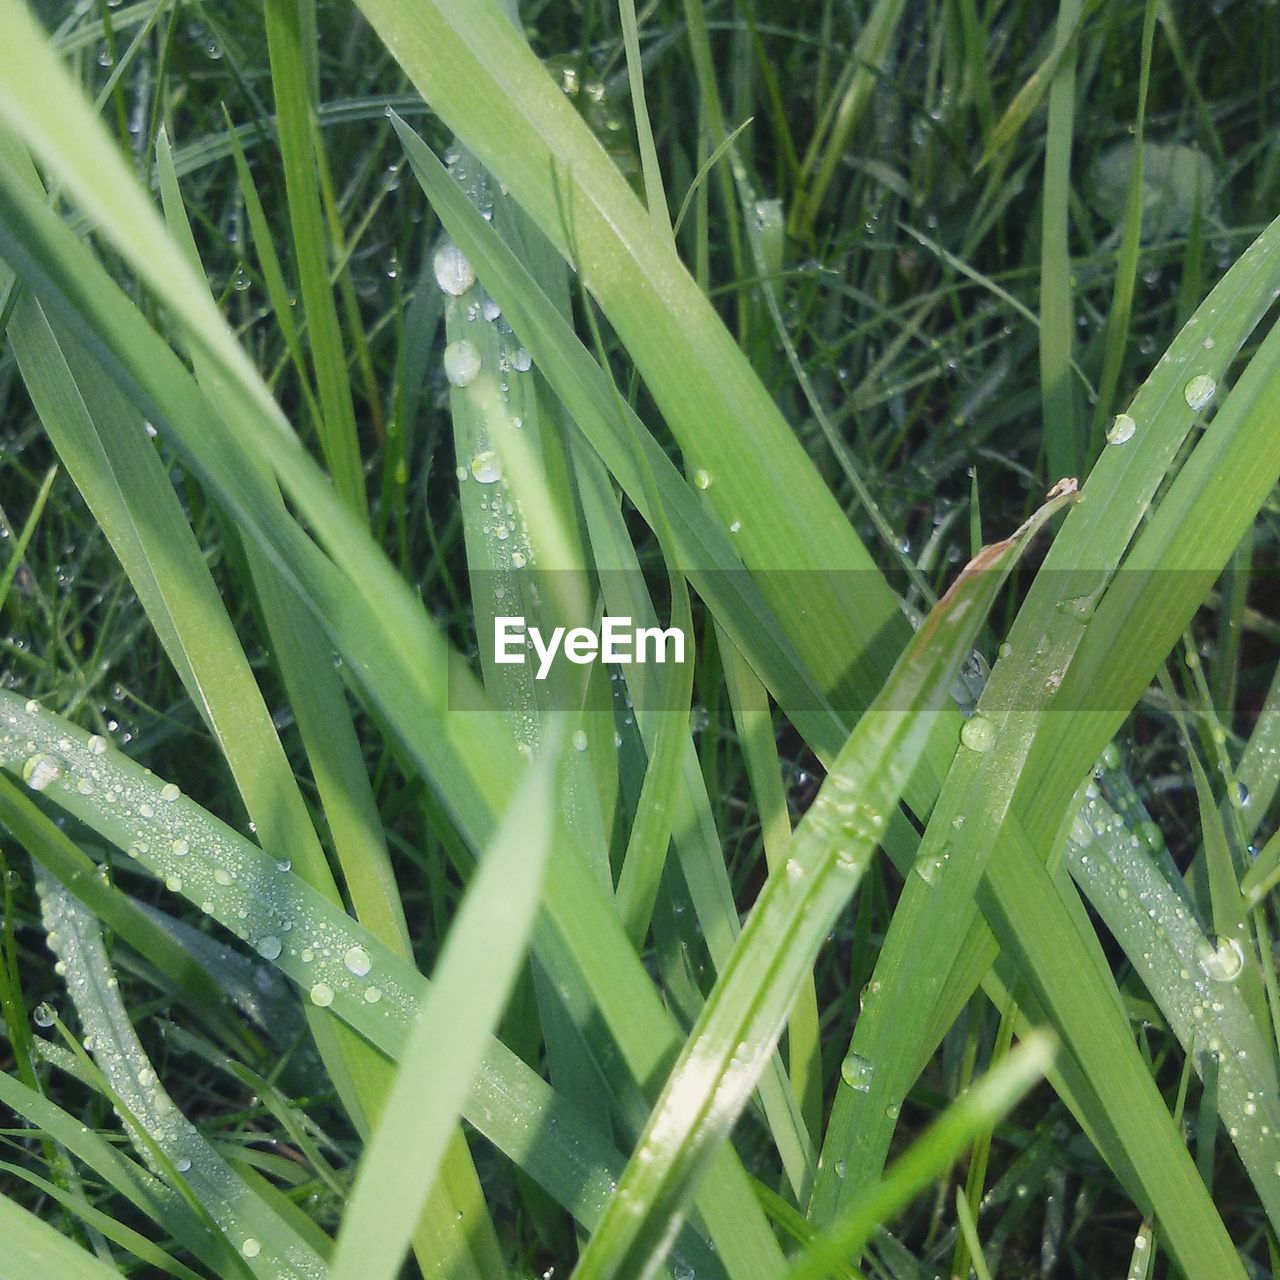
[1183,373,1216,410]
[444,340,482,388]
[470,450,503,484]
[433,243,475,296]
[1106,413,1136,445]
[960,714,996,753]
[1196,935,1245,983]
[840,1052,874,1092]
[23,754,61,792]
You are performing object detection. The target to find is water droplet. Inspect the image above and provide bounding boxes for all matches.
[512,347,532,372]
[33,1002,55,1028]
[364,987,383,1004]
[309,983,335,1007]
[1056,593,1097,622]
[213,868,233,886]
[692,469,712,490]
[276,859,292,873]
[444,340,482,388]
[481,298,502,322]
[840,1052,874,1092]
[1183,374,1216,410]
[343,946,372,977]
[1196,935,1245,983]
[23,754,61,792]
[913,845,949,885]
[571,729,589,752]
[138,803,154,818]
[729,520,741,533]
[433,243,475,296]
[1106,413,1136,445]
[175,1156,192,1173]
[1136,821,1163,851]
[470,450,502,483]
[86,734,108,756]
[256,936,282,960]
[960,714,996,753]
[511,551,527,568]
[1235,780,1250,807]
[160,783,180,803]
[885,1102,901,1120]
[165,875,183,892]
[76,778,94,796]
[242,1239,260,1258]
[171,838,190,857]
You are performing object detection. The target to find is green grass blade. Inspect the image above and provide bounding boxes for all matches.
[34,868,326,1279]
[0,1068,242,1275]
[0,150,780,1275]
[785,1032,1054,1280]
[1067,781,1280,1225]
[391,117,844,750]
[1038,0,1083,479]
[0,461,56,614]
[0,1192,141,1280]
[0,694,723,1279]
[571,496,1068,1280]
[330,736,558,1280]
[261,0,366,517]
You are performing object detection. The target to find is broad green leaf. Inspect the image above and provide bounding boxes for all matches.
[0,1192,139,1280]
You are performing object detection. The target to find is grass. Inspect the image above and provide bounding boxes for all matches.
[0,1,1277,1277]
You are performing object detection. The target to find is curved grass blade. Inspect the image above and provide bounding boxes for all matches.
[0,692,723,1280]
[1066,780,1280,1226]
[34,867,326,1280]
[0,1161,206,1280]
[0,1068,243,1277]
[570,496,1071,1280]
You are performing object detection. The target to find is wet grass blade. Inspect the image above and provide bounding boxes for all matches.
[785,1032,1054,1280]
[34,868,325,1279]
[570,495,1070,1280]
[0,694,722,1280]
